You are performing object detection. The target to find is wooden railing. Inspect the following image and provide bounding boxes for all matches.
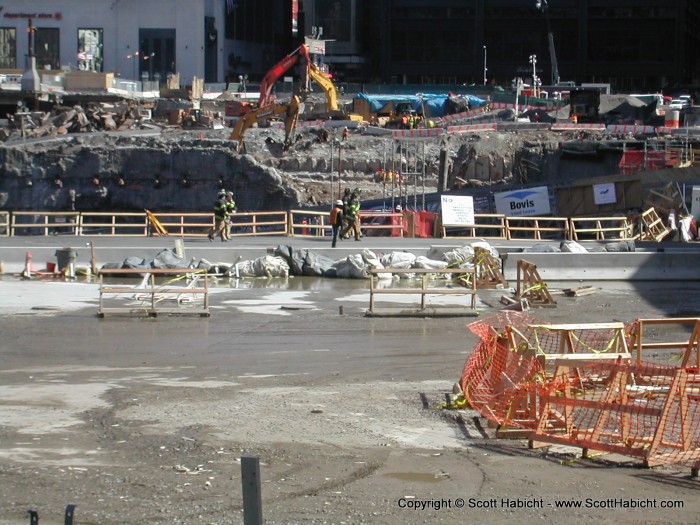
[97,268,210,318]
[10,211,80,236]
[505,216,570,240]
[368,267,477,316]
[288,210,331,237]
[80,212,148,236]
[627,317,700,368]
[151,212,214,237]
[360,211,404,237]
[0,208,662,241]
[288,210,404,238]
[0,211,9,236]
[569,216,634,241]
[230,211,288,237]
[441,213,507,239]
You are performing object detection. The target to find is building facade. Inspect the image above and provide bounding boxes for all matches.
[2,0,226,83]
[293,0,698,92]
[2,1,696,92]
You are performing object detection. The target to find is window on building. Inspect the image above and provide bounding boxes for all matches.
[0,28,16,68]
[315,0,351,41]
[78,29,103,71]
[139,29,176,82]
[36,28,60,70]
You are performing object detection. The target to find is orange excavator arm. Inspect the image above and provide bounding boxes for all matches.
[258,45,310,108]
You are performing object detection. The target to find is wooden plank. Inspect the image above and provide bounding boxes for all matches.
[551,353,631,367]
[370,289,476,295]
[530,322,625,331]
[563,286,597,297]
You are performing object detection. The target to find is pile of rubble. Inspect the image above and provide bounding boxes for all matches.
[4,101,149,141]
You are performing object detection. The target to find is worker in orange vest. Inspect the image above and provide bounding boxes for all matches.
[330,200,344,247]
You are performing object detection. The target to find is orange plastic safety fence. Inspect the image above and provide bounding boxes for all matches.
[460,312,700,469]
[532,360,700,469]
[460,312,545,427]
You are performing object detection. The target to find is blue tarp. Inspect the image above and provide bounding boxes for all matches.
[353,92,487,118]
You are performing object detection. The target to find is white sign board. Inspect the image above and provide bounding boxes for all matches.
[691,186,700,219]
[593,183,617,205]
[494,186,551,216]
[441,195,475,226]
[305,37,326,55]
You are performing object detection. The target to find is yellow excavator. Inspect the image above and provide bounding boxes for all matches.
[307,63,363,121]
[229,94,302,152]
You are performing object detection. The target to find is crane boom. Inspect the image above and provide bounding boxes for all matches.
[537,0,560,86]
[548,32,560,86]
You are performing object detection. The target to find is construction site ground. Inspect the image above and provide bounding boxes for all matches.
[2,267,700,524]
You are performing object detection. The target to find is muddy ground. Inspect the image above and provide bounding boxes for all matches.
[2,277,700,524]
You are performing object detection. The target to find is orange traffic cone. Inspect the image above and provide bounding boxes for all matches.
[21,251,32,279]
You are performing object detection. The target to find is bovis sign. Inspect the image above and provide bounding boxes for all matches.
[494,186,551,216]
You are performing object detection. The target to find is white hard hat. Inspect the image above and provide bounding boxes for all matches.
[336,200,344,205]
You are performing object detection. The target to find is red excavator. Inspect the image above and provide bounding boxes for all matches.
[258,44,310,108]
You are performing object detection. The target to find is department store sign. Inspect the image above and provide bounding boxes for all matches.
[0,7,63,20]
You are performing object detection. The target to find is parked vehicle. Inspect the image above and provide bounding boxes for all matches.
[669,99,684,110]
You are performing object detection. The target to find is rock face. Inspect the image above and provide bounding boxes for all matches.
[0,131,303,212]
[0,123,646,214]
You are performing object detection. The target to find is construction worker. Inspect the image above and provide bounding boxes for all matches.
[342,126,349,142]
[341,189,362,241]
[224,191,237,240]
[330,199,344,248]
[208,190,228,242]
[341,187,352,213]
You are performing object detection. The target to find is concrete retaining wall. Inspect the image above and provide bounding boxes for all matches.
[501,251,700,281]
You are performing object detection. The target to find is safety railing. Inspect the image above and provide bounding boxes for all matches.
[0,207,674,241]
[361,211,404,237]
[368,267,477,316]
[0,211,9,236]
[505,216,570,240]
[229,211,288,237]
[288,210,331,237]
[151,212,214,237]
[79,212,149,236]
[97,268,210,318]
[288,210,405,238]
[569,216,635,241]
[441,213,507,239]
[10,211,81,236]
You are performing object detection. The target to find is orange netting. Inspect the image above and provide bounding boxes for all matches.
[460,312,545,426]
[532,360,700,468]
[460,312,700,469]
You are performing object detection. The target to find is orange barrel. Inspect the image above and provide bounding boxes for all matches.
[665,110,680,129]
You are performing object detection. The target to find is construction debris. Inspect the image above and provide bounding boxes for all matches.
[8,101,149,140]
